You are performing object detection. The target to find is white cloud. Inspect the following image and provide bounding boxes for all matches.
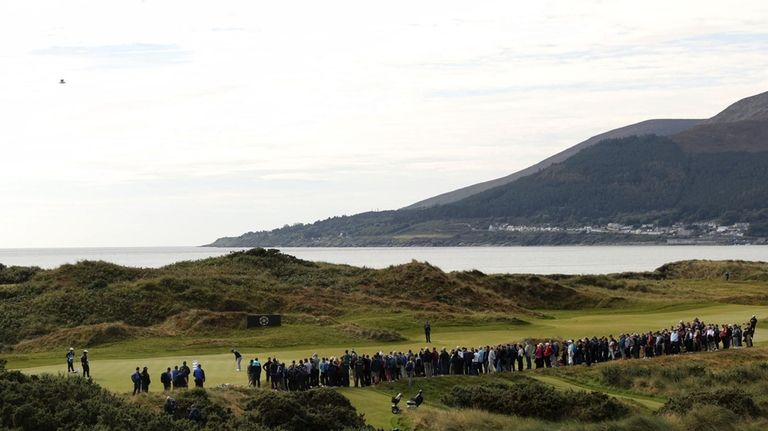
[1,1,768,246]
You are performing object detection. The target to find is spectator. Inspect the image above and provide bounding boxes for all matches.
[161,367,172,391]
[193,364,205,388]
[141,366,151,393]
[66,347,75,373]
[131,367,142,395]
[81,350,90,379]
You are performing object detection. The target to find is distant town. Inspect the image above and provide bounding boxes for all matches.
[488,221,764,244]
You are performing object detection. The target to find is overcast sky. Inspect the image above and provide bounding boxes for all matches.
[1,1,768,247]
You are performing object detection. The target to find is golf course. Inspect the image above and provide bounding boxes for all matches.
[2,249,768,430]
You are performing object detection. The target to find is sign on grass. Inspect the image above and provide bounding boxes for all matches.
[247,314,282,328]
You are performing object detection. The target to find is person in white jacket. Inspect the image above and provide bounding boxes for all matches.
[487,348,497,373]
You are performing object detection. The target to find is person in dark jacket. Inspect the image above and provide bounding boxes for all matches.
[161,367,173,391]
[232,349,242,372]
[81,350,90,379]
[252,358,262,387]
[247,360,254,386]
[164,396,176,415]
[187,405,202,423]
[424,321,431,343]
[171,366,181,390]
[193,364,206,388]
[141,366,151,392]
[354,356,365,387]
[132,367,142,395]
[179,361,191,388]
[66,347,76,373]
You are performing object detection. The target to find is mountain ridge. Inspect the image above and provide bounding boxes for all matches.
[209,90,768,247]
[405,118,704,209]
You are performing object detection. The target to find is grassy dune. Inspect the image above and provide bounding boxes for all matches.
[3,251,768,430]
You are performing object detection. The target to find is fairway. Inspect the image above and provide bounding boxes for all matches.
[11,302,766,394]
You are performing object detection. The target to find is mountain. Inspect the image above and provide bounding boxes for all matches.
[405,118,704,209]
[209,90,768,247]
[705,90,768,123]
[422,134,768,222]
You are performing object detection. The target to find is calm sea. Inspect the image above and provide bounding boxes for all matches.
[0,246,767,274]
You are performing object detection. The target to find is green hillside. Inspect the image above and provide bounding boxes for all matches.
[1,248,606,351]
[2,249,768,354]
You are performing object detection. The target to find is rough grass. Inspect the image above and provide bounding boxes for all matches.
[441,380,630,422]
[409,409,674,431]
[4,252,768,352]
[655,260,768,281]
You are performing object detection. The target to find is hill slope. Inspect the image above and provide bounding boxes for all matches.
[422,134,768,223]
[0,248,604,350]
[705,90,768,124]
[407,90,768,210]
[4,250,766,352]
[210,90,768,247]
[405,119,703,209]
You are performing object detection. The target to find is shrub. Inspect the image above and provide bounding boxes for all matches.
[0,264,41,284]
[245,388,370,431]
[660,388,760,417]
[0,370,185,430]
[600,364,651,389]
[441,381,629,422]
[678,405,741,431]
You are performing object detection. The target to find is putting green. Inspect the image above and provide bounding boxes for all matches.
[11,303,766,395]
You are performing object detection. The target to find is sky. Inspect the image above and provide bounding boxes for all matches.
[1,1,768,247]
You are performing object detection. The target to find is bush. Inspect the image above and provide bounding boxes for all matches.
[661,388,760,417]
[0,264,41,284]
[678,405,741,431]
[246,388,370,431]
[0,365,371,430]
[0,370,186,430]
[600,364,651,389]
[441,381,629,422]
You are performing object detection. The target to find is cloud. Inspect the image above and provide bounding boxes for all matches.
[31,43,188,68]
[2,1,768,246]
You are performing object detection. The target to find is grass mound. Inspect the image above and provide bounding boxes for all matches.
[160,310,248,333]
[718,294,768,305]
[1,249,552,348]
[36,260,150,288]
[0,264,41,285]
[660,388,761,417]
[246,388,370,431]
[409,409,673,431]
[13,323,157,352]
[336,323,406,342]
[478,274,599,309]
[655,260,768,280]
[441,380,630,422]
[2,250,767,352]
